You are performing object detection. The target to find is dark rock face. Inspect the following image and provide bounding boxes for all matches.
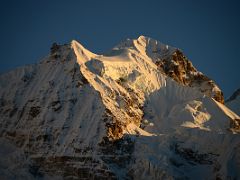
[155,50,224,103]
[30,156,118,180]
[171,142,219,165]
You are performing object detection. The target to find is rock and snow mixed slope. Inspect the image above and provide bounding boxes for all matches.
[0,36,239,179]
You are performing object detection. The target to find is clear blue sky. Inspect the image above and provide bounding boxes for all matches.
[0,0,239,97]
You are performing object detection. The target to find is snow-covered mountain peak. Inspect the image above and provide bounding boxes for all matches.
[112,35,176,58]
[98,36,224,103]
[71,40,97,61]
[0,37,239,179]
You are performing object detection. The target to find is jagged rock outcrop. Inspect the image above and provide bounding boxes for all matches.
[155,49,224,103]
[0,36,239,179]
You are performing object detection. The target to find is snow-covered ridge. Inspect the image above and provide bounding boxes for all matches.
[87,35,224,103]
[0,36,239,179]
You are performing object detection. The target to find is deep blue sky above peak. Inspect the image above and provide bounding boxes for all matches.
[0,0,239,97]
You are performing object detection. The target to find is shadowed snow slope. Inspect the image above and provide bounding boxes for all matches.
[0,36,239,179]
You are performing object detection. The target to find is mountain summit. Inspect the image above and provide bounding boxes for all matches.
[0,36,239,179]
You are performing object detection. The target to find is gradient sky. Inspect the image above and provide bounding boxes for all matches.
[0,0,239,97]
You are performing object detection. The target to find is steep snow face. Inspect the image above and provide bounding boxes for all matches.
[0,36,239,179]
[226,88,240,116]
[0,43,106,155]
